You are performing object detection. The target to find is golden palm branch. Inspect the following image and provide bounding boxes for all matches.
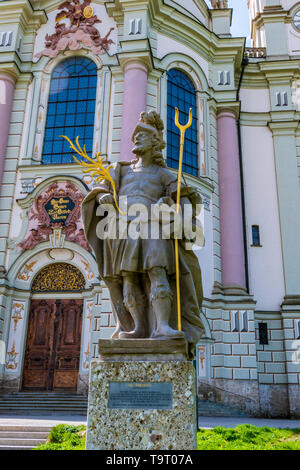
[61,135,125,215]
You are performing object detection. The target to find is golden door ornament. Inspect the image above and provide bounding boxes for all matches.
[31,263,85,292]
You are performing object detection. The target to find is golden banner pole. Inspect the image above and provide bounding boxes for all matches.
[174,107,193,331]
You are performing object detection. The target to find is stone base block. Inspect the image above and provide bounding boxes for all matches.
[86,359,197,450]
[99,338,188,361]
[259,384,290,418]
[288,385,300,419]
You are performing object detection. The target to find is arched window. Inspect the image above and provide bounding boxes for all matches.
[167,69,198,177]
[42,57,97,165]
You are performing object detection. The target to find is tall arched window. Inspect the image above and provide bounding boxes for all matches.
[167,69,198,176]
[42,57,97,165]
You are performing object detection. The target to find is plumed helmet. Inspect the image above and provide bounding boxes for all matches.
[131,111,166,151]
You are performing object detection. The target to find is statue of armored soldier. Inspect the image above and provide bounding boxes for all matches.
[82,111,204,358]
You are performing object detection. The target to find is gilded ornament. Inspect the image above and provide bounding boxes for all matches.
[83,5,93,19]
[32,263,85,292]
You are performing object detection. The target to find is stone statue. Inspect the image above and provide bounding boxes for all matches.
[82,111,204,358]
[211,0,228,8]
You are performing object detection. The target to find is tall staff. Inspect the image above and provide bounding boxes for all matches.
[174,107,193,331]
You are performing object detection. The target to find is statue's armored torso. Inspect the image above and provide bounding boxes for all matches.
[118,164,176,210]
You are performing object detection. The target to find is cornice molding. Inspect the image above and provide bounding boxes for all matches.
[209,7,232,23]
[0,0,47,31]
[117,46,154,72]
[106,0,244,73]
[216,101,240,119]
[0,61,22,82]
[259,60,300,75]
[239,58,300,88]
[253,9,289,29]
[0,71,16,85]
[268,119,299,136]
[240,112,270,127]
[0,69,20,85]
[0,52,35,79]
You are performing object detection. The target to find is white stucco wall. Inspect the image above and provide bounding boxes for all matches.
[194,200,214,299]
[240,88,270,113]
[156,33,209,80]
[282,0,300,10]
[241,124,285,311]
[173,0,207,26]
[287,23,300,55]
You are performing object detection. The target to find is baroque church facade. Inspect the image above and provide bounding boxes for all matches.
[0,0,300,418]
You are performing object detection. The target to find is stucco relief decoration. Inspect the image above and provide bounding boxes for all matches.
[19,182,91,252]
[82,300,93,370]
[5,341,18,370]
[5,302,26,371]
[35,0,114,59]
[80,258,94,280]
[17,260,38,281]
[197,346,207,378]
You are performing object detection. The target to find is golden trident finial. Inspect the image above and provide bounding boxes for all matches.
[61,135,125,215]
[174,107,193,332]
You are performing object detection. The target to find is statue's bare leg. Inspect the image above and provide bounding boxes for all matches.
[119,273,147,339]
[148,267,184,339]
[105,277,134,338]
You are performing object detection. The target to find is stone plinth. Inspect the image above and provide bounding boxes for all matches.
[86,339,197,450]
[99,338,189,361]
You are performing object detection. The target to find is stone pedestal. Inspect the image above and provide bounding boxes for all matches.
[86,339,197,450]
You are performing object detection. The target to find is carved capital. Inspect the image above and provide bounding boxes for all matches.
[216,103,240,120]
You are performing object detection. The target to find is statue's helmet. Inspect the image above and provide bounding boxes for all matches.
[131,111,166,152]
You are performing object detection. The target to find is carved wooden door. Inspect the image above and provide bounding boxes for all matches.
[51,299,83,391]
[22,299,56,390]
[22,299,83,391]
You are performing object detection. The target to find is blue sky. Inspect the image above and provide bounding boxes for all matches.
[205,0,251,44]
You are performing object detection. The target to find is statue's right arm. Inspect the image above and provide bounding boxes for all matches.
[93,177,113,204]
[95,161,123,206]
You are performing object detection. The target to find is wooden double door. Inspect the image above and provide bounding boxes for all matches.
[22,299,83,391]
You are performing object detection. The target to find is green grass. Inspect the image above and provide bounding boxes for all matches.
[34,424,86,450]
[197,424,300,450]
[34,423,300,450]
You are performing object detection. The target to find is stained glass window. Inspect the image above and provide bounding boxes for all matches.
[167,69,198,176]
[42,57,97,165]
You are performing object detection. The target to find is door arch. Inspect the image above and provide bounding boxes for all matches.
[22,263,86,391]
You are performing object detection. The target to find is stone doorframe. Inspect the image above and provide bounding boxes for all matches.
[2,243,104,394]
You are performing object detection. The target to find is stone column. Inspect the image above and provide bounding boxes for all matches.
[217,108,246,290]
[120,61,148,162]
[0,72,15,189]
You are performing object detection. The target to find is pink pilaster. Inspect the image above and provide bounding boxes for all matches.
[120,61,148,161]
[0,72,15,189]
[217,109,246,289]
